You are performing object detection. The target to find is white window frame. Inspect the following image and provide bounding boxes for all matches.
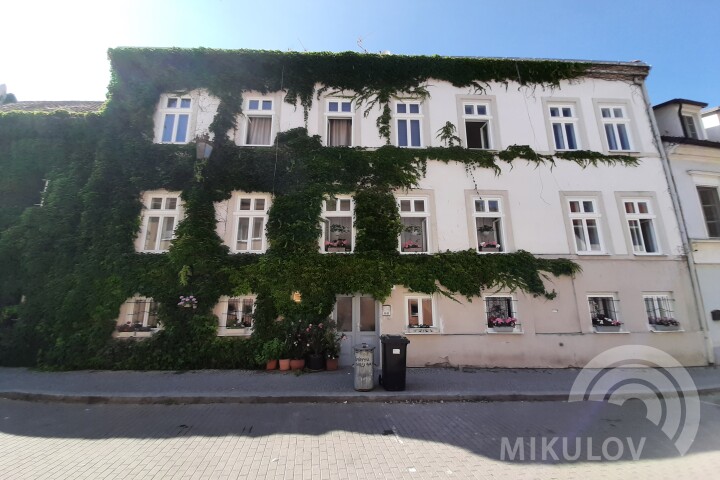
[599,104,633,152]
[139,192,182,253]
[697,185,720,238]
[463,102,493,149]
[326,99,354,147]
[404,296,438,333]
[116,296,161,338]
[398,196,430,253]
[232,194,270,253]
[159,96,193,144]
[473,197,505,253]
[623,199,660,255]
[548,104,580,151]
[643,294,680,331]
[220,296,256,335]
[244,98,274,146]
[588,295,622,332]
[484,295,520,333]
[321,196,354,253]
[682,114,699,139]
[567,198,605,254]
[395,101,423,148]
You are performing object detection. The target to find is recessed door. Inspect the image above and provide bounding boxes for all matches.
[334,295,379,367]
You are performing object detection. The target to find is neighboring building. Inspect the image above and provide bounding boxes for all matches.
[115,51,709,368]
[0,101,103,113]
[655,99,720,359]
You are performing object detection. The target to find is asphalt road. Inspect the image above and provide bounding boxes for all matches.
[2,395,720,479]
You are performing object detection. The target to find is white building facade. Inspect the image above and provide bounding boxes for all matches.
[120,57,710,368]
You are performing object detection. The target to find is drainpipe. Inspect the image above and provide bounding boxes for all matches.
[638,78,715,364]
[678,103,688,138]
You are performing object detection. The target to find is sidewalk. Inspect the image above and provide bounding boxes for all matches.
[1,366,719,405]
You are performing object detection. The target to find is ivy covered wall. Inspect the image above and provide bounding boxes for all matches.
[0,49,642,369]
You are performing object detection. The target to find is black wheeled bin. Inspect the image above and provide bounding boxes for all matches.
[379,334,410,391]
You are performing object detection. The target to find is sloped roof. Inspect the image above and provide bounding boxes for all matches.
[0,101,104,113]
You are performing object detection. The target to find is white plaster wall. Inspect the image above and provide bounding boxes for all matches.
[654,105,684,137]
[703,110,720,141]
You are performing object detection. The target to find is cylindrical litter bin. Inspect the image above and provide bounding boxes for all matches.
[379,335,410,391]
[353,343,375,391]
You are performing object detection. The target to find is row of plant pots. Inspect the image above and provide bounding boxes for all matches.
[264,354,339,372]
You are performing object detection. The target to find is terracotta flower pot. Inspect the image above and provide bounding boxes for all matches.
[265,359,278,370]
[326,358,339,371]
[290,359,305,370]
[278,359,291,371]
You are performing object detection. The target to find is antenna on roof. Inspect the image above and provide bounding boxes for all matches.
[357,37,368,54]
[297,38,308,52]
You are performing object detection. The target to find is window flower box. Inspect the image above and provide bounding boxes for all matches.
[653,324,680,331]
[325,239,350,252]
[479,242,501,252]
[403,247,423,252]
[595,325,622,333]
[492,326,515,333]
[650,317,679,331]
[402,240,423,252]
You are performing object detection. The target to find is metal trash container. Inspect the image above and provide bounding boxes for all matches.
[379,335,410,391]
[353,343,375,391]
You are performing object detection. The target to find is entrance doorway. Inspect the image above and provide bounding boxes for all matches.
[333,295,379,367]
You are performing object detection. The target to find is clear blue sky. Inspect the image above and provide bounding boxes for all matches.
[2,0,718,107]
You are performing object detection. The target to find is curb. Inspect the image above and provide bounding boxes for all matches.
[3,386,719,405]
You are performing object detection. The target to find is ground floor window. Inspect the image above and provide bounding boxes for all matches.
[406,297,434,329]
[588,295,622,330]
[644,294,679,329]
[117,297,159,333]
[485,296,518,330]
[224,297,255,331]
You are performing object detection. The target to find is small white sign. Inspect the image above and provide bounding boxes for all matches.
[393,348,400,354]
[382,305,391,316]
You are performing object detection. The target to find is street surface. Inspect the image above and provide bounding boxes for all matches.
[2,395,720,479]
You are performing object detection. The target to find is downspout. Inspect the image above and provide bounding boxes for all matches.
[678,103,688,138]
[638,78,715,364]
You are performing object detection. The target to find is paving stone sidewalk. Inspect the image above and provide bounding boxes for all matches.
[2,365,720,404]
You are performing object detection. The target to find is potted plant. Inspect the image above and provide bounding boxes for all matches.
[256,338,283,370]
[278,340,291,371]
[652,317,680,331]
[322,320,345,371]
[286,319,308,370]
[177,295,198,309]
[593,315,622,332]
[402,225,423,252]
[490,317,517,332]
[326,224,351,252]
[479,241,501,252]
[305,322,327,371]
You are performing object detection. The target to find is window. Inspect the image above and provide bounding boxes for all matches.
[398,197,429,253]
[322,196,353,252]
[549,105,579,150]
[623,199,659,254]
[406,296,434,329]
[473,197,504,252]
[245,98,273,146]
[697,186,720,237]
[568,199,604,253]
[485,296,518,330]
[233,194,269,252]
[599,105,632,151]
[682,115,699,139]
[140,193,181,252]
[395,102,422,147]
[326,100,353,146]
[644,295,679,329]
[160,96,192,143]
[588,296,621,329]
[117,297,159,333]
[463,102,492,149]
[224,297,255,330]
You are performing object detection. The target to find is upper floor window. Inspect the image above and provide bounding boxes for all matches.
[399,197,429,253]
[160,97,192,143]
[327,100,353,147]
[395,102,422,148]
[463,102,492,149]
[682,115,699,139]
[140,192,182,252]
[568,198,604,253]
[322,196,353,253]
[623,199,659,254]
[245,98,274,146]
[473,197,504,252]
[233,194,270,253]
[599,105,632,151]
[697,186,720,237]
[549,105,579,150]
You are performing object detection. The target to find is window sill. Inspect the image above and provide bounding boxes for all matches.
[576,252,610,256]
[486,327,523,334]
[219,327,252,336]
[649,326,684,333]
[404,327,440,334]
[116,330,158,338]
[593,327,629,334]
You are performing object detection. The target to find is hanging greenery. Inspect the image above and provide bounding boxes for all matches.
[0,48,643,369]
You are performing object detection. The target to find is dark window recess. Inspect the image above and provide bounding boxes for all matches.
[712,310,720,321]
[697,186,720,238]
[465,121,490,149]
